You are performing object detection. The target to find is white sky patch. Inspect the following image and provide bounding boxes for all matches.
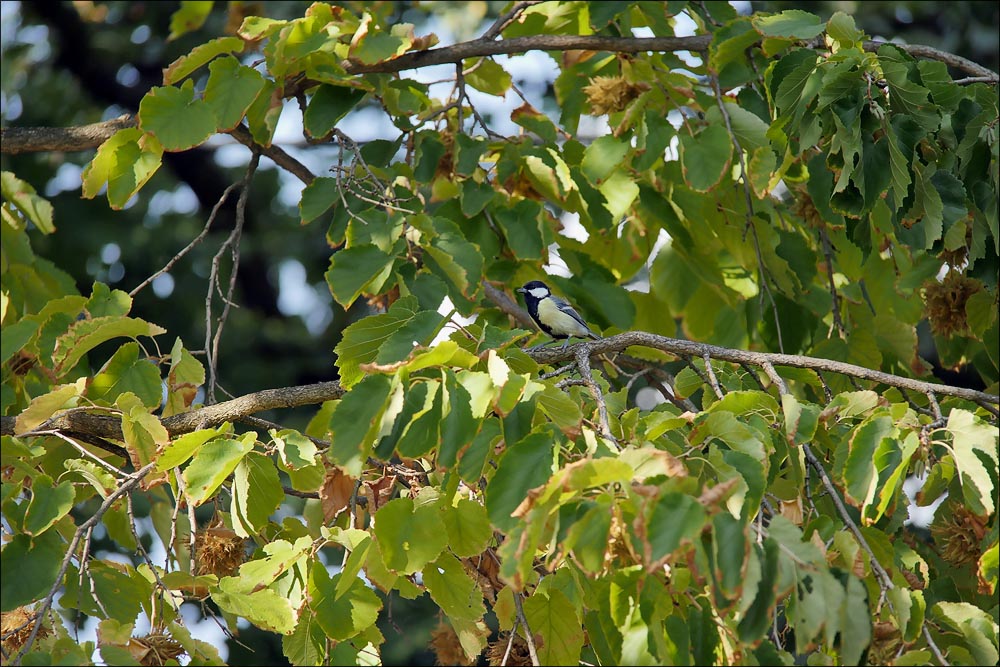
[432,295,478,345]
[277,259,333,335]
[542,242,572,278]
[903,474,946,528]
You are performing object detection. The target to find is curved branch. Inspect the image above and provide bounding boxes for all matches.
[864,40,996,81]
[344,34,714,74]
[525,331,999,406]
[4,33,993,159]
[341,33,996,82]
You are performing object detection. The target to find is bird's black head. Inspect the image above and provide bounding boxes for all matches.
[516,280,551,297]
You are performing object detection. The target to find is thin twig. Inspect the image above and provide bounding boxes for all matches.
[205,153,260,403]
[513,593,540,667]
[12,462,159,663]
[130,182,241,298]
[802,443,949,665]
[480,1,542,41]
[818,225,846,339]
[702,352,725,399]
[760,361,788,395]
[575,346,617,444]
[815,371,834,402]
[739,362,767,391]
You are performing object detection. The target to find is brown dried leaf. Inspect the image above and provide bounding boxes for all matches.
[320,466,356,523]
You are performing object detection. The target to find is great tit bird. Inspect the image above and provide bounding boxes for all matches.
[516,280,601,350]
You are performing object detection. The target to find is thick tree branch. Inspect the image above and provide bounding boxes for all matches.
[525,331,1000,406]
[341,33,996,82]
[3,32,994,159]
[864,40,996,81]
[1,381,345,443]
[0,114,137,155]
[5,329,994,449]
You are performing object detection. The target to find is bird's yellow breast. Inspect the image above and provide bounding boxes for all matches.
[537,297,591,337]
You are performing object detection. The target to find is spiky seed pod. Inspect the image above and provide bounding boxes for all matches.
[923,272,983,337]
[582,76,649,115]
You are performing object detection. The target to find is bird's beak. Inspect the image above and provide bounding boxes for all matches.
[516,287,525,293]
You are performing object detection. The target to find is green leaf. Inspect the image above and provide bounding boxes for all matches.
[646,492,706,562]
[0,317,40,365]
[422,552,485,621]
[843,415,894,508]
[328,374,394,475]
[168,0,213,40]
[373,496,448,574]
[0,531,64,611]
[84,282,131,318]
[485,429,556,532]
[680,125,733,192]
[395,380,442,458]
[707,104,770,152]
[138,81,218,152]
[351,31,406,66]
[537,384,584,435]
[163,337,204,418]
[441,499,492,558]
[979,542,998,597]
[24,474,75,536]
[710,18,762,72]
[89,342,162,408]
[14,379,85,432]
[1,171,54,234]
[459,179,495,217]
[213,584,297,635]
[493,200,546,261]
[511,103,558,143]
[826,12,862,46]
[713,513,748,597]
[81,128,164,209]
[932,602,999,667]
[163,35,246,84]
[440,371,478,469]
[299,177,340,225]
[581,135,630,185]
[564,502,611,574]
[693,411,766,461]
[325,244,395,308]
[204,56,267,132]
[752,10,825,39]
[771,49,820,117]
[52,315,166,376]
[872,431,919,523]
[464,57,512,96]
[310,566,383,641]
[522,587,584,666]
[232,452,284,537]
[304,85,368,139]
[421,220,484,299]
[947,409,998,515]
[283,611,325,665]
[334,296,444,388]
[119,392,170,469]
[246,79,282,147]
[738,539,779,642]
[156,426,230,471]
[183,433,255,506]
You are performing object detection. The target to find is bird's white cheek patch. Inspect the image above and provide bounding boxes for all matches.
[529,287,549,299]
